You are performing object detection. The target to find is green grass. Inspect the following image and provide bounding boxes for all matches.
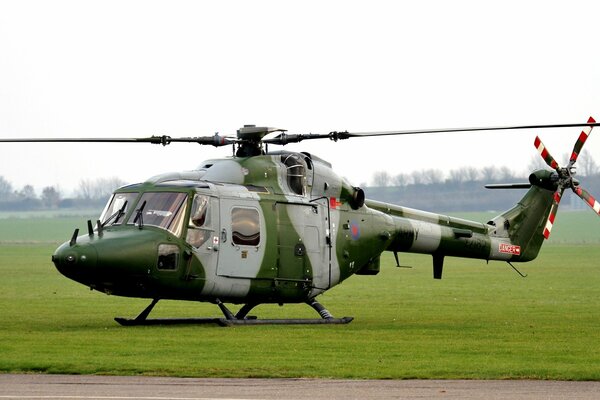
[0,243,599,379]
[0,210,98,244]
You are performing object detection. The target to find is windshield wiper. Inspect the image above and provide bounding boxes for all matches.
[101,200,128,227]
[133,200,147,230]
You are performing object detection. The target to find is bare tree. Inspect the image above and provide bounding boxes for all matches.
[18,185,37,199]
[392,173,410,187]
[77,177,127,201]
[464,167,480,182]
[426,169,445,184]
[527,155,549,172]
[0,176,13,201]
[481,166,499,181]
[448,168,465,183]
[411,170,427,185]
[577,149,599,176]
[41,186,61,208]
[372,171,391,187]
[77,179,95,200]
[447,167,480,183]
[498,166,516,180]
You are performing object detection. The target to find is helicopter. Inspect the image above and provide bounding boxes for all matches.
[2,119,600,326]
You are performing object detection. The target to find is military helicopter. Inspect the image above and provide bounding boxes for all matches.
[2,119,600,326]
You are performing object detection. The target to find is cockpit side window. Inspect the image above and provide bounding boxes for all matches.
[281,154,306,195]
[186,194,213,248]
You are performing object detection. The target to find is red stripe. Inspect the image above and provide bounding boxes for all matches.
[534,136,541,148]
[553,191,561,202]
[575,188,598,210]
[588,116,596,123]
[578,131,589,144]
[543,228,551,239]
[548,212,556,224]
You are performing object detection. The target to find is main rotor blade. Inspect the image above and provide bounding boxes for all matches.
[264,122,600,145]
[569,116,596,165]
[0,137,156,143]
[0,134,234,147]
[338,122,600,138]
[574,186,600,216]
[534,136,560,170]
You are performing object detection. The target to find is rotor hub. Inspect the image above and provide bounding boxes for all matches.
[235,125,287,157]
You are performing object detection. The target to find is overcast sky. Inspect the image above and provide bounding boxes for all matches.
[1,0,599,196]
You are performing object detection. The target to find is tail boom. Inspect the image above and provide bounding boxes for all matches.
[366,178,556,265]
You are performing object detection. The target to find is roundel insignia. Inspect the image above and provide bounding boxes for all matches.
[350,220,360,240]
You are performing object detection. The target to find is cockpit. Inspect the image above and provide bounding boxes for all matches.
[98,188,217,251]
[99,191,188,237]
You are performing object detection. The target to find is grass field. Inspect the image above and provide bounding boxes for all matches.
[0,211,599,379]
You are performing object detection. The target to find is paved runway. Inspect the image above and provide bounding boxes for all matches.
[1,374,600,400]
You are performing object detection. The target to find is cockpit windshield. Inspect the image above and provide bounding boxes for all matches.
[127,192,188,236]
[99,192,138,225]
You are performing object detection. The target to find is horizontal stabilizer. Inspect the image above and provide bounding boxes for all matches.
[485,183,532,189]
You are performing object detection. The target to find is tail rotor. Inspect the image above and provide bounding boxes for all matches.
[535,116,599,239]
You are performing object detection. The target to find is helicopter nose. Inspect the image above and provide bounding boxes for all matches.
[53,227,168,295]
[52,238,98,285]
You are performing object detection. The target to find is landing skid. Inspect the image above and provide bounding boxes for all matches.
[115,316,353,326]
[114,298,353,326]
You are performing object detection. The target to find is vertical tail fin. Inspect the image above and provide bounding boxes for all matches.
[489,173,555,261]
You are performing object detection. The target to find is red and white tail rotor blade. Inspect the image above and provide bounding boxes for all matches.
[570,116,596,164]
[534,136,560,170]
[574,187,600,216]
[543,190,563,239]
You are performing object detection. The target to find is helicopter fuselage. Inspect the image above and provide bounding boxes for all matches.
[52,149,557,322]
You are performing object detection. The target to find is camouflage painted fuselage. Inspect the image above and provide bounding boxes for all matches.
[53,151,555,305]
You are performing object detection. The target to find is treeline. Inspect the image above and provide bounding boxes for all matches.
[0,177,126,211]
[369,151,600,188]
[365,158,600,213]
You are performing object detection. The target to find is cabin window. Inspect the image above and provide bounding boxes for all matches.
[231,207,260,246]
[186,194,212,248]
[157,244,179,270]
[127,192,188,236]
[281,154,305,195]
[99,192,138,225]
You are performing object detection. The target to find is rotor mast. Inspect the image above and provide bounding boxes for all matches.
[235,125,287,157]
